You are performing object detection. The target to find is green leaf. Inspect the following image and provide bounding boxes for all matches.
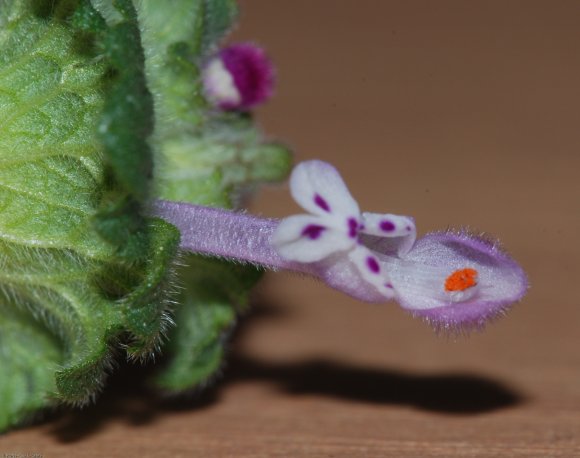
[158,116,292,208]
[0,0,179,430]
[201,0,238,52]
[0,302,61,429]
[155,258,262,392]
[0,0,292,430]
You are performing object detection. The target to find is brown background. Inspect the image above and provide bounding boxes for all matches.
[1,1,579,456]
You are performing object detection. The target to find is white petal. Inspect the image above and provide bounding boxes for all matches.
[290,160,360,219]
[271,214,355,263]
[360,212,416,256]
[348,246,395,299]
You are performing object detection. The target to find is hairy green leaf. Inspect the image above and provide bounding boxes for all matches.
[0,0,291,430]
[155,258,262,392]
[0,0,179,431]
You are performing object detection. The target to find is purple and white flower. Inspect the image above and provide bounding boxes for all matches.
[202,43,275,111]
[271,160,416,300]
[271,160,528,329]
[154,160,528,331]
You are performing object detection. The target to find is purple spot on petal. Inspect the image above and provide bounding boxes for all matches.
[385,283,394,289]
[380,220,396,232]
[366,256,380,274]
[301,224,326,240]
[406,225,412,231]
[347,218,359,238]
[314,194,331,212]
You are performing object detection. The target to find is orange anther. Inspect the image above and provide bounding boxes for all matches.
[445,268,478,292]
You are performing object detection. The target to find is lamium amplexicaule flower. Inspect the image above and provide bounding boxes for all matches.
[155,160,528,331]
[0,0,526,432]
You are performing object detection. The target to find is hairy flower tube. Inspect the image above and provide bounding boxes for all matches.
[154,160,528,331]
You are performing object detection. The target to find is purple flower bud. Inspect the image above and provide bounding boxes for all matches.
[202,43,275,111]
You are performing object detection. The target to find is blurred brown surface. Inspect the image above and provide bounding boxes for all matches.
[1,1,580,456]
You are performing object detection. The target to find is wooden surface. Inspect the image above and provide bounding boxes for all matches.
[1,1,580,456]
